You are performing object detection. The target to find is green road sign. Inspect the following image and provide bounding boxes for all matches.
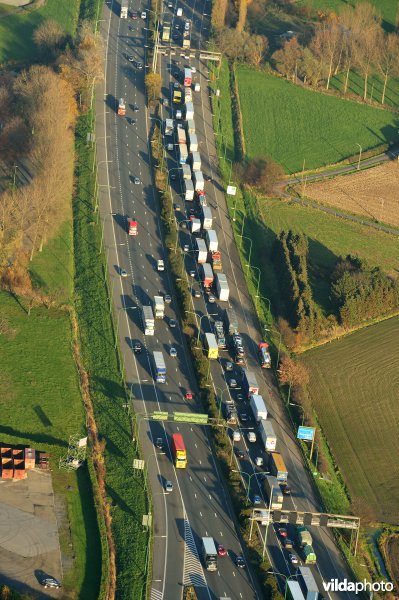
[151,411,169,421]
[173,412,209,424]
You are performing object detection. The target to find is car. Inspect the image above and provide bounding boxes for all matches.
[235,354,245,365]
[184,390,193,400]
[283,538,294,549]
[165,480,173,492]
[281,484,291,495]
[172,32,179,40]
[204,174,212,182]
[133,104,139,112]
[127,55,134,62]
[170,173,177,181]
[174,23,180,29]
[131,11,138,19]
[255,456,263,466]
[278,527,288,538]
[233,333,242,344]
[127,117,137,125]
[133,341,142,354]
[247,431,256,442]
[167,143,174,151]
[167,1,173,7]
[164,294,172,303]
[141,10,147,18]
[189,270,196,278]
[173,82,180,89]
[40,577,61,589]
[217,544,227,557]
[156,437,164,450]
[184,21,190,31]
[235,555,245,568]
[174,203,180,211]
[193,290,201,298]
[183,244,190,252]
[239,413,249,423]
[229,378,238,388]
[189,65,196,73]
[181,221,187,229]
[236,393,244,402]
[208,295,216,303]
[289,553,299,565]
[120,268,128,278]
[235,449,245,459]
[173,70,180,79]
[134,177,141,185]
[169,318,177,328]
[188,207,196,215]
[136,61,143,69]
[225,361,234,371]
[170,347,177,357]
[252,495,261,505]
[233,430,241,441]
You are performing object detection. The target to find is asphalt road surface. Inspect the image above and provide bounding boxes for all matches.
[97,0,360,598]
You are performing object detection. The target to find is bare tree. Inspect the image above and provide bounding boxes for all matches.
[311,14,342,89]
[236,0,247,33]
[246,34,268,67]
[271,38,302,81]
[375,32,399,104]
[211,0,228,29]
[352,2,381,100]
[33,20,66,56]
[278,355,310,389]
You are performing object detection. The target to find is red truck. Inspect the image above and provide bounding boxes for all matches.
[128,218,138,236]
[210,250,222,271]
[201,263,214,289]
[117,98,126,116]
[184,67,192,87]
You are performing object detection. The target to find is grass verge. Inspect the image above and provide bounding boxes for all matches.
[73,113,150,599]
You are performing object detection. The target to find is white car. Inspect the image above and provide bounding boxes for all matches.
[247,431,256,443]
[255,456,263,466]
[170,347,177,357]
[189,65,196,73]
[120,268,128,278]
[157,259,165,271]
[141,11,146,18]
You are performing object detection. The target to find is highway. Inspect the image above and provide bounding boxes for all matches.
[155,1,360,599]
[97,0,260,598]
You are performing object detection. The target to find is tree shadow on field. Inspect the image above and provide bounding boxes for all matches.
[92,376,125,402]
[307,238,339,315]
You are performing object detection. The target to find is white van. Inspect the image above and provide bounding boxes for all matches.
[247,431,256,443]
[233,431,241,442]
[177,7,183,16]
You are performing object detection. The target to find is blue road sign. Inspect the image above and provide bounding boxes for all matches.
[297,426,315,441]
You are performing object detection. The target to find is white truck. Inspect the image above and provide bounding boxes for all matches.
[250,394,268,422]
[182,164,192,180]
[154,295,165,319]
[142,305,155,336]
[120,0,128,17]
[184,180,194,201]
[201,537,218,571]
[193,171,204,192]
[215,273,229,301]
[185,101,194,120]
[258,420,277,451]
[179,143,188,164]
[264,475,284,509]
[201,206,213,230]
[191,151,201,171]
[196,238,208,263]
[205,230,218,252]
[188,133,198,152]
[187,118,196,134]
[190,218,201,234]
[165,118,174,136]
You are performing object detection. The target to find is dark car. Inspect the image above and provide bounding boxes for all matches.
[133,341,142,354]
[193,289,201,298]
[136,61,143,69]
[235,556,245,568]
[225,361,234,372]
[40,577,61,589]
[132,104,139,112]
[283,538,294,549]
[131,11,138,19]
[239,413,249,423]
[281,484,291,495]
[156,437,164,451]
[172,32,179,40]
[235,449,245,459]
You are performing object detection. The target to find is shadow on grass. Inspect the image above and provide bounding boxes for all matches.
[0,424,68,448]
[33,405,53,428]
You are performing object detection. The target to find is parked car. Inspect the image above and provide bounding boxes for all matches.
[40,577,61,589]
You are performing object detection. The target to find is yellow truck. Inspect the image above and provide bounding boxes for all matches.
[205,332,219,359]
[173,89,182,104]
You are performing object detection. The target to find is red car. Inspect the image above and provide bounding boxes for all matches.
[278,527,288,538]
[184,390,193,400]
[217,544,227,557]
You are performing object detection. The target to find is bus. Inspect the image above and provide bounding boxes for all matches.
[269,452,288,483]
[171,433,187,468]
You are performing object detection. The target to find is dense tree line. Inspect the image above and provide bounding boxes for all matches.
[331,256,399,327]
[0,22,102,283]
[272,3,399,103]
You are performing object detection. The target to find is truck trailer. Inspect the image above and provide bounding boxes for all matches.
[153,351,166,383]
[258,420,277,451]
[179,143,188,164]
[201,537,217,571]
[188,133,198,152]
[241,369,259,398]
[165,118,174,136]
[190,218,201,234]
[185,101,194,120]
[263,475,284,509]
[184,68,192,87]
[182,163,191,180]
[204,332,218,359]
[162,22,171,41]
[224,307,238,335]
[192,171,204,192]
[184,180,194,201]
[153,296,165,319]
[201,206,213,230]
[250,394,268,422]
[214,320,227,348]
[191,151,201,171]
[196,238,208,263]
[142,305,155,336]
[269,452,288,483]
[205,230,218,252]
[201,263,214,289]
[120,0,128,17]
[215,273,229,301]
[187,118,196,134]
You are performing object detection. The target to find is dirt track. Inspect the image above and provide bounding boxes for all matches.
[297,162,399,229]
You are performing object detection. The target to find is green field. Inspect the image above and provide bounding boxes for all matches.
[235,67,399,173]
[302,316,399,523]
[303,0,397,30]
[0,0,80,63]
[329,70,399,109]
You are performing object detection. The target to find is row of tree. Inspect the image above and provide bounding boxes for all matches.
[331,256,399,328]
[272,230,322,341]
[0,22,102,279]
[272,3,399,103]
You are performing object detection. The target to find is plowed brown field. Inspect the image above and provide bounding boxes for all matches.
[301,162,399,228]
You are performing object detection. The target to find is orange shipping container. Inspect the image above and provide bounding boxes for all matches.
[12,448,24,460]
[1,459,13,479]
[1,447,11,459]
[13,459,26,479]
[25,448,36,469]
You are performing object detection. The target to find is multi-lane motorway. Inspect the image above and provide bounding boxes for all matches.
[97,0,358,598]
